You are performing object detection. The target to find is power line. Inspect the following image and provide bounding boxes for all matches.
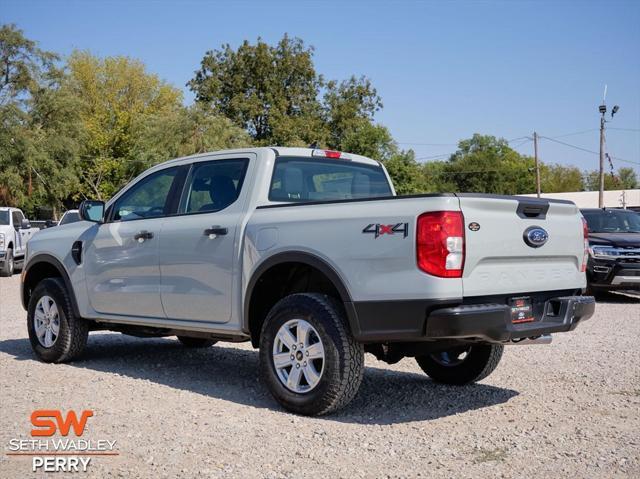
[539,135,639,166]
[549,129,598,139]
[608,127,640,132]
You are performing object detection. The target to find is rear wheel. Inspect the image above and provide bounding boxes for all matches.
[259,293,364,416]
[27,278,88,363]
[177,336,217,348]
[415,344,503,385]
[0,247,14,277]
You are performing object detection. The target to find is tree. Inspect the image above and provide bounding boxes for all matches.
[584,167,638,191]
[0,24,80,216]
[618,167,638,189]
[441,134,536,194]
[131,104,251,170]
[189,35,323,146]
[0,24,57,106]
[188,35,394,159]
[382,150,427,194]
[540,163,584,193]
[64,51,184,199]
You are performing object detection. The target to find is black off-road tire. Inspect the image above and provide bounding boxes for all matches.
[177,336,217,348]
[259,293,364,416]
[0,247,13,277]
[416,344,504,385]
[27,277,88,363]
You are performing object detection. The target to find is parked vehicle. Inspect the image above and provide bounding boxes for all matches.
[58,209,81,226]
[0,207,40,277]
[20,147,594,415]
[581,208,640,293]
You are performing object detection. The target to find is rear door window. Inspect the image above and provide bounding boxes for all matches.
[269,157,392,202]
[181,159,249,214]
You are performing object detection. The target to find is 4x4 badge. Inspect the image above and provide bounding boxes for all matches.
[363,223,409,239]
[468,222,481,231]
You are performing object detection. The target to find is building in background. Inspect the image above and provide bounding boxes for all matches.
[522,190,640,211]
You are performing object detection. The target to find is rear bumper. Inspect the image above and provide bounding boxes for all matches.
[348,290,595,343]
[424,295,595,342]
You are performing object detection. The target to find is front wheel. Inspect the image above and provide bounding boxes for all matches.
[27,278,88,363]
[259,293,364,416]
[0,247,14,277]
[415,343,503,385]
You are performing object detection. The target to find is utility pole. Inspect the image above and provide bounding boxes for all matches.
[598,104,606,208]
[533,131,541,198]
[598,87,620,208]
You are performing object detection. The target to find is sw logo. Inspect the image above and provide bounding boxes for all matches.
[362,222,409,238]
[31,410,94,437]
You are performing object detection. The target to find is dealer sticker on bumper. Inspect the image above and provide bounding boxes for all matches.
[510,296,534,323]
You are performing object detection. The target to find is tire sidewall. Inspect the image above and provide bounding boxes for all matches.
[1,248,13,276]
[259,295,346,413]
[27,279,75,363]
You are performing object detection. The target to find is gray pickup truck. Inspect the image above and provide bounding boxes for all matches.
[20,147,595,415]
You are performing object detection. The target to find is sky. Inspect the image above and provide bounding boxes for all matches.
[3,0,639,175]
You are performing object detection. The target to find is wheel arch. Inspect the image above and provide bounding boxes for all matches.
[22,254,81,317]
[244,251,358,347]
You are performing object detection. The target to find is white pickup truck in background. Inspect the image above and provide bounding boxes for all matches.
[20,147,595,415]
[0,207,39,277]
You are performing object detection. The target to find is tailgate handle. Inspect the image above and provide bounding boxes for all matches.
[516,201,549,219]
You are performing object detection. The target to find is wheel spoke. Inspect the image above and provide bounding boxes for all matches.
[42,299,51,315]
[36,323,46,341]
[49,302,59,319]
[303,364,320,387]
[50,318,60,335]
[273,352,293,369]
[44,328,53,347]
[306,342,324,360]
[287,366,302,389]
[296,320,310,347]
[277,327,297,350]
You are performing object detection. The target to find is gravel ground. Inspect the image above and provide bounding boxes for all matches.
[1,273,639,478]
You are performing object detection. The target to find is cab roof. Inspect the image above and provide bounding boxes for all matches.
[154,147,381,169]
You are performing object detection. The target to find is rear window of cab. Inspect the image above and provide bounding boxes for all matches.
[269,157,392,203]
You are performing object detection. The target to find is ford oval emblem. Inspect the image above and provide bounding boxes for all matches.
[523,226,548,248]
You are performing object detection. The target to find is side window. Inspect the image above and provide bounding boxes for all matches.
[112,167,181,222]
[12,211,24,230]
[183,159,249,214]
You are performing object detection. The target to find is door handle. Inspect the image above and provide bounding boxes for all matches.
[204,226,228,239]
[134,230,154,243]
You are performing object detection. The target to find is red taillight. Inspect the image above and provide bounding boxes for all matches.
[581,217,589,273]
[417,211,465,278]
[311,150,346,158]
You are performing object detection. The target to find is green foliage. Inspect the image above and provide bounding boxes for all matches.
[540,163,584,193]
[189,35,395,161]
[584,167,638,191]
[439,134,536,195]
[189,35,322,146]
[382,150,427,194]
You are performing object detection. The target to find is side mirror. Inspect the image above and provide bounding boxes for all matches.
[21,219,31,229]
[79,200,105,223]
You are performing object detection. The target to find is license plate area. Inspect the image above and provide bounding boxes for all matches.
[510,296,534,323]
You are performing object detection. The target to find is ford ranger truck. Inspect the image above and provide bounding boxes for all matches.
[0,207,39,276]
[20,147,595,415]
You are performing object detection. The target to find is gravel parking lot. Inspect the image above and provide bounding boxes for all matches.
[1,273,638,478]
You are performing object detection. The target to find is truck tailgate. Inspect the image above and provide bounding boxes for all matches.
[458,195,586,296]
